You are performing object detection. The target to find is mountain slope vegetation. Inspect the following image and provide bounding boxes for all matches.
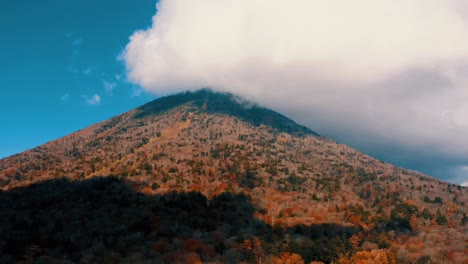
[0,89,467,263]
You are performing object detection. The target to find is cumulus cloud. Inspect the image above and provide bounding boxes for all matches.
[84,94,101,105]
[122,0,468,184]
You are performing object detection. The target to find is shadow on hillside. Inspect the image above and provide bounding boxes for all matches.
[0,177,357,263]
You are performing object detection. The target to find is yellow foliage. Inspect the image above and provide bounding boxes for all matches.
[339,250,393,264]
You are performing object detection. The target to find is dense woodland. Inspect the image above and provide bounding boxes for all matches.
[0,177,358,263]
[0,90,467,263]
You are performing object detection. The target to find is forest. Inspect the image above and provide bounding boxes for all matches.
[2,176,462,263]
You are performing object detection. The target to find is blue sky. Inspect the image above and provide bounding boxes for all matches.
[0,0,157,158]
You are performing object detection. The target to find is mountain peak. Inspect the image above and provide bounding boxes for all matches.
[135,89,318,136]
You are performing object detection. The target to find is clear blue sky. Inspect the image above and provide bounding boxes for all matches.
[0,0,158,158]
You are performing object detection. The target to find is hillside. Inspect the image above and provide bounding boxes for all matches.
[0,89,467,263]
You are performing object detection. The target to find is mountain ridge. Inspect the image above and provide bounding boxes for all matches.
[135,89,318,136]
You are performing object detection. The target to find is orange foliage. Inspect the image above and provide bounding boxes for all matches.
[348,214,363,226]
[214,183,228,196]
[338,250,392,264]
[282,208,294,218]
[273,252,305,264]
[349,234,362,250]
[140,186,153,195]
[241,239,252,250]
[252,237,262,249]
[405,238,423,253]
[447,203,457,217]
[409,214,418,232]
[264,214,274,225]
[183,253,202,264]
[190,184,202,192]
[183,239,202,252]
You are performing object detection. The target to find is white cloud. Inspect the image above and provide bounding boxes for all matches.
[65,33,84,73]
[122,0,468,183]
[131,87,143,97]
[103,81,117,93]
[65,32,83,57]
[84,94,101,105]
[83,67,94,76]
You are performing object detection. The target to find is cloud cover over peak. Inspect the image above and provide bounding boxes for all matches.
[122,0,468,184]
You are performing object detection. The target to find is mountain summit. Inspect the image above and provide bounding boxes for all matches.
[0,89,467,263]
[135,89,317,136]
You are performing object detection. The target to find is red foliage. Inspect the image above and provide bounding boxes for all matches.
[183,238,202,252]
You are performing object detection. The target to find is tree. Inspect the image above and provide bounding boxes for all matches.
[273,252,305,264]
[389,203,418,231]
[409,214,418,232]
[462,213,468,225]
[436,215,448,226]
[345,250,391,264]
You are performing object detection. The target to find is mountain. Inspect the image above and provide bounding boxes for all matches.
[0,89,467,263]
[135,89,316,136]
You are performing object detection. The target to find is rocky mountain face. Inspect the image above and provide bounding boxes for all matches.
[0,89,467,263]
